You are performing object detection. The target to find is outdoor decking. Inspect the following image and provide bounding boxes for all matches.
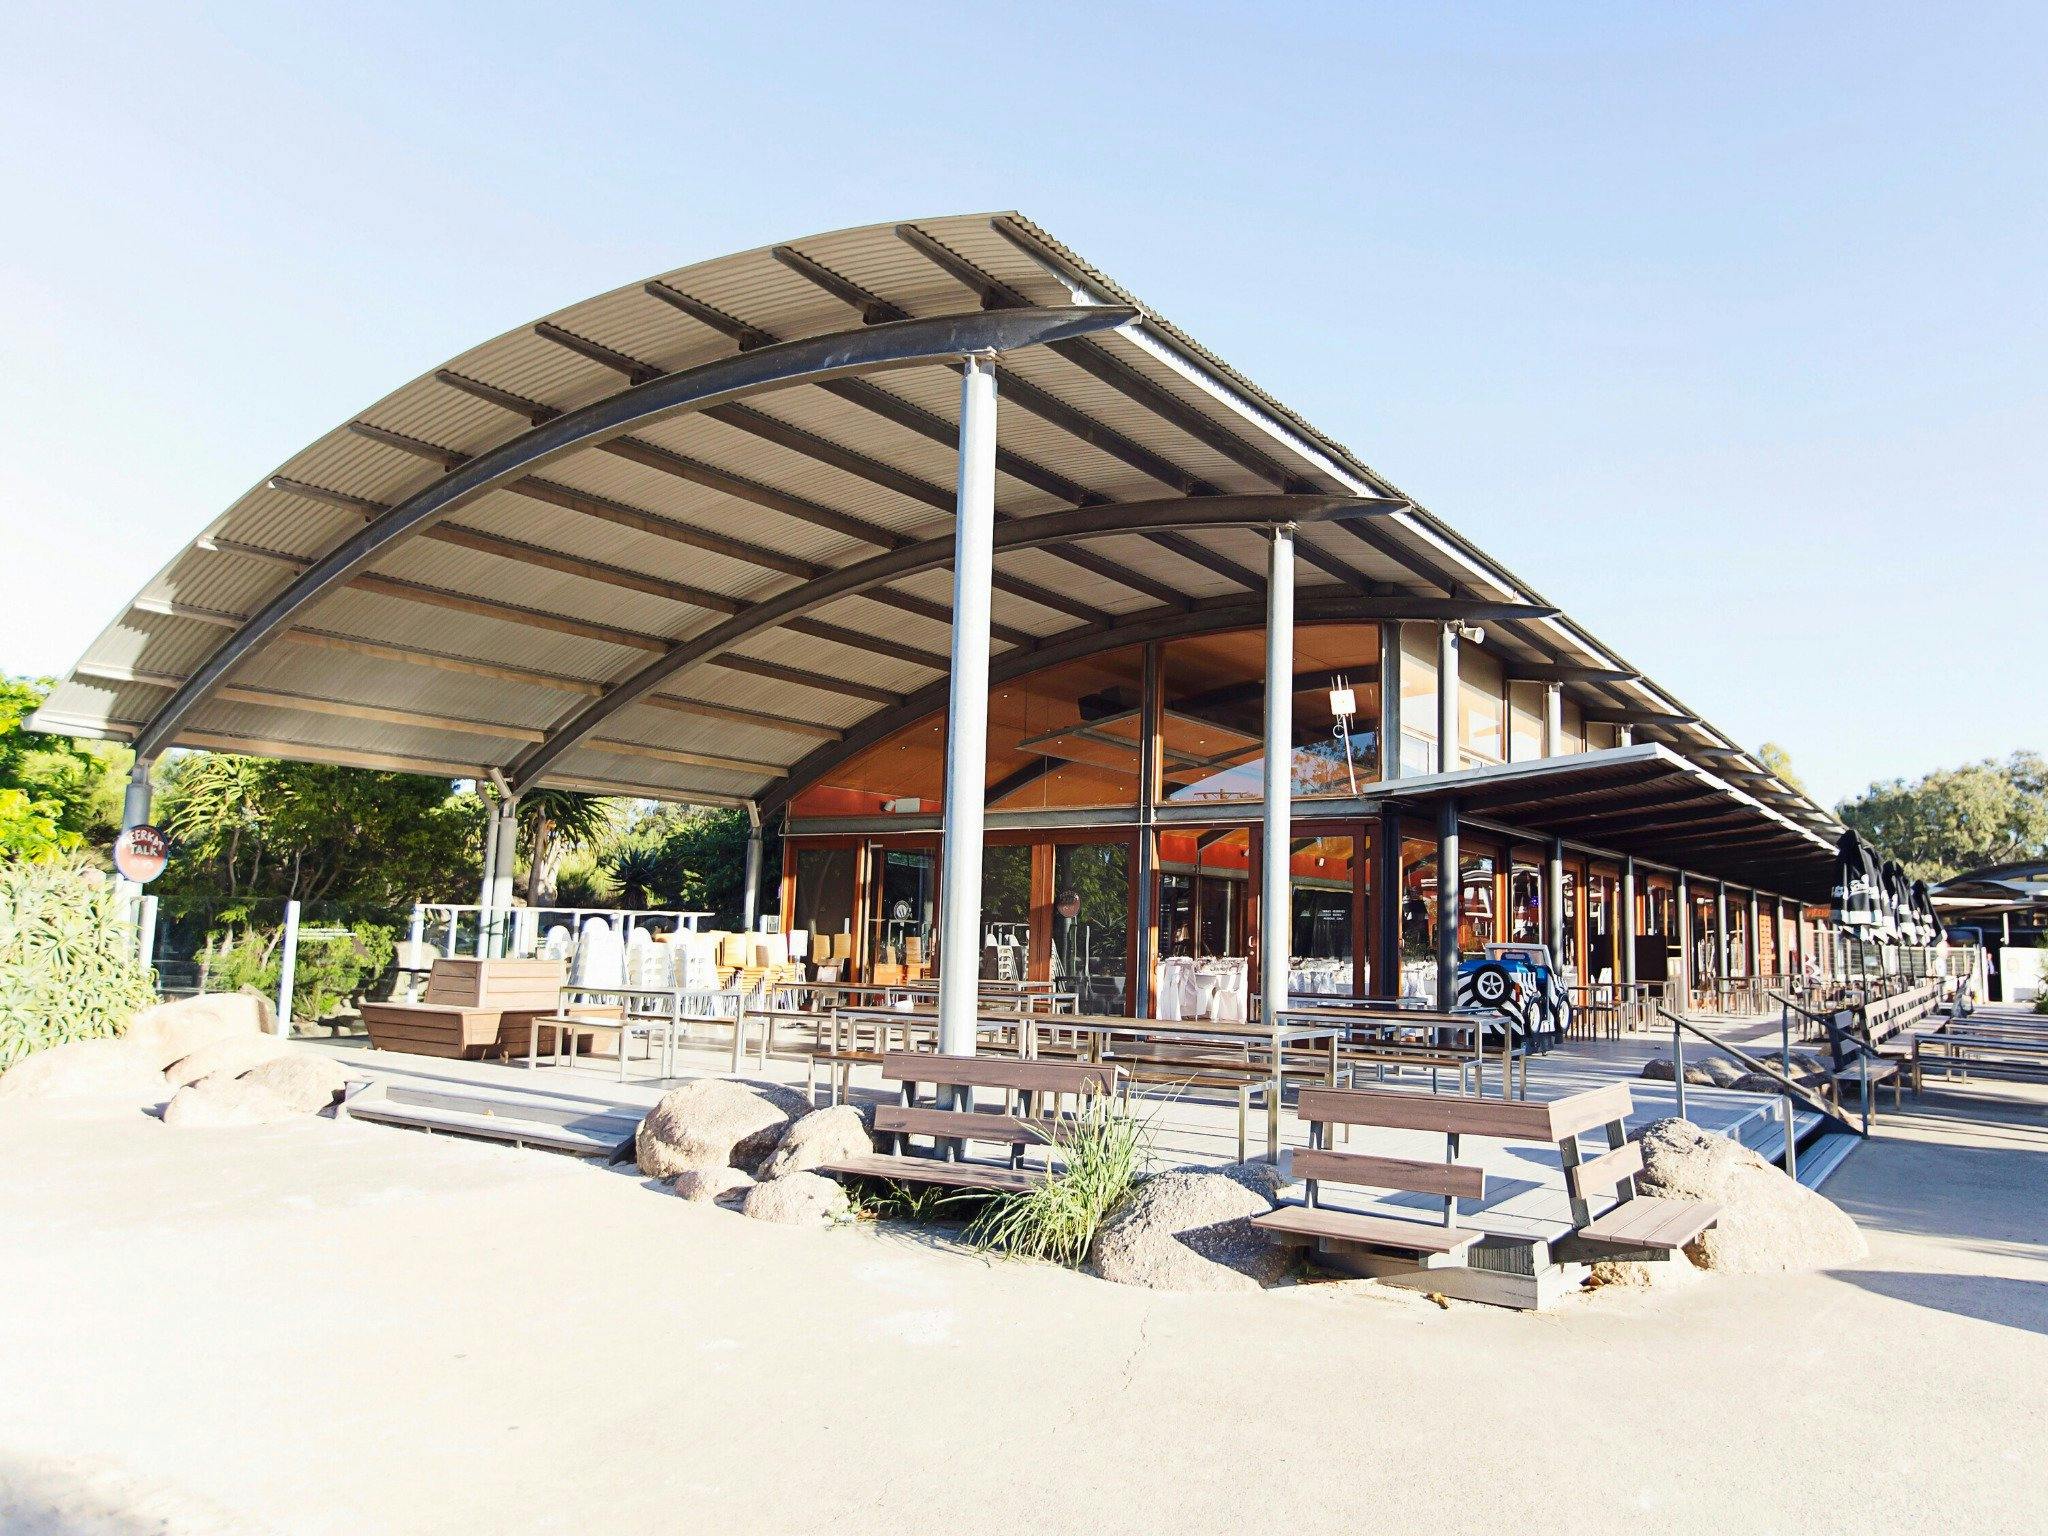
[304,1005,1806,1252]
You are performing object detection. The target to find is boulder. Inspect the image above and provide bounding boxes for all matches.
[1634,1117,1867,1273]
[161,1076,300,1128]
[1086,1159,1292,1293]
[756,1104,873,1179]
[672,1166,757,1208]
[1640,1057,1717,1087]
[0,1039,167,1108]
[741,1170,849,1226]
[126,991,274,1071]
[163,1032,290,1089]
[1697,1057,1748,1088]
[634,1077,810,1179]
[237,1052,349,1113]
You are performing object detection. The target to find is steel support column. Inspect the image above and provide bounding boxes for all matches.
[1545,836,1566,968]
[1133,642,1162,1017]
[1437,622,1460,774]
[1436,798,1461,1009]
[1621,856,1638,986]
[486,795,519,956]
[1378,622,1403,779]
[1260,525,1296,1029]
[1542,683,1562,759]
[1676,871,1692,1005]
[1714,880,1730,1001]
[117,759,154,904]
[742,802,765,931]
[935,356,998,1060]
[1378,813,1402,999]
[1749,888,1761,979]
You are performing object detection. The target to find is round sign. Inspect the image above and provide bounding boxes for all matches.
[113,824,170,884]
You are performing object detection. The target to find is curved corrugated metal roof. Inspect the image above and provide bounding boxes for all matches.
[34,210,1837,848]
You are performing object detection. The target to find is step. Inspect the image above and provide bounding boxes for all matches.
[1742,1107,1823,1169]
[1794,1132,1860,1189]
[339,1079,642,1158]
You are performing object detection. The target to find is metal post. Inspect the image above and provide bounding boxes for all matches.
[1437,622,1460,773]
[1749,888,1761,983]
[1714,880,1729,1012]
[1544,837,1565,968]
[1621,856,1638,988]
[1260,524,1296,1033]
[1378,622,1403,779]
[1675,871,1691,1006]
[486,797,519,958]
[136,894,159,976]
[1377,812,1402,999]
[1436,797,1460,1010]
[115,758,154,928]
[1672,1012,1687,1121]
[742,802,764,932]
[935,354,998,1062]
[1541,683,1562,759]
[407,906,426,1000]
[275,899,301,1037]
[1617,724,1634,747]
[1133,643,1162,1016]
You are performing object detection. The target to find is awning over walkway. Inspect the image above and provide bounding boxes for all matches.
[33,212,1837,843]
[1375,745,1838,899]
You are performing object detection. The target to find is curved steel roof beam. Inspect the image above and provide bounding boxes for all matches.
[505,492,1405,790]
[132,304,1132,760]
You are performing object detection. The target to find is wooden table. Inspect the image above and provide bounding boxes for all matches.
[538,984,747,1076]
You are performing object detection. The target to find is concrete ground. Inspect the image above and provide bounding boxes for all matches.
[1,1012,2043,1535]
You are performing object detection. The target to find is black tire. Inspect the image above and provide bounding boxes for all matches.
[1465,961,1514,1010]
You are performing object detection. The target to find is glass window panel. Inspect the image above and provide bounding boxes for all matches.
[1052,842,1130,1014]
[1399,834,1438,1003]
[988,648,1145,811]
[792,846,856,964]
[1160,625,1382,803]
[1509,852,1542,943]
[866,848,935,981]
[1507,681,1545,761]
[1458,650,1505,768]
[979,843,1032,981]
[1289,835,1354,968]
[1459,848,1497,955]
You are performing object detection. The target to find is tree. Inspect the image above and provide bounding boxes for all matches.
[0,677,130,861]
[1757,742,1807,797]
[1837,751,2048,881]
[515,789,616,907]
[153,753,485,931]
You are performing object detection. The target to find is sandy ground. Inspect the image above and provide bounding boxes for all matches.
[2,1056,2044,1535]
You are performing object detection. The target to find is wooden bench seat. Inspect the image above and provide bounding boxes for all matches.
[1575,1196,1722,1252]
[820,1150,1044,1194]
[816,1051,1119,1196]
[361,958,569,1060]
[1251,1200,1482,1256]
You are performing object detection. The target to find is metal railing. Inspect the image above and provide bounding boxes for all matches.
[1656,1003,1856,1177]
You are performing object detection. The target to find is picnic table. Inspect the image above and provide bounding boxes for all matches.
[534,984,747,1078]
[1279,1003,1522,1098]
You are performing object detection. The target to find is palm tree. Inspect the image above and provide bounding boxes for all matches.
[602,840,669,911]
[516,790,616,907]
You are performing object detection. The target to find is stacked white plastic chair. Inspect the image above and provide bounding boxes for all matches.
[571,916,625,989]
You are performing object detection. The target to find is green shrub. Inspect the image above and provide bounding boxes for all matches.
[208,922,396,1022]
[967,1097,1149,1268]
[0,861,157,1068]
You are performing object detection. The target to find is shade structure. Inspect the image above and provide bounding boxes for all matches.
[28,211,1843,861]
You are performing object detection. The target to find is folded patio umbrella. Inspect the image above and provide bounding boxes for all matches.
[1832,830,1879,931]
[1912,878,1938,944]
[1882,859,1911,943]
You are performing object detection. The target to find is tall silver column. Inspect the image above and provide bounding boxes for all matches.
[1542,683,1562,759]
[1749,889,1761,978]
[1675,871,1692,1004]
[935,355,998,1060]
[1436,622,1460,773]
[1436,798,1461,1008]
[1714,880,1729,999]
[486,796,519,956]
[1260,525,1296,1030]
[1620,857,1638,986]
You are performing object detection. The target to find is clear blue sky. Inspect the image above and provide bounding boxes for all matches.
[2,1,2041,806]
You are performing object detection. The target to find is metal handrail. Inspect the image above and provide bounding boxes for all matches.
[1656,1005,1856,1176]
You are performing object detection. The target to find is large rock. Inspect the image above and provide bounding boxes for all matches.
[163,1032,290,1089]
[757,1104,872,1179]
[1640,1057,1717,1087]
[126,992,274,1071]
[161,1076,300,1128]
[673,1166,757,1207]
[237,1052,349,1113]
[1086,1159,1292,1293]
[1634,1117,1867,1273]
[634,1077,810,1179]
[741,1170,849,1226]
[0,1039,167,1108]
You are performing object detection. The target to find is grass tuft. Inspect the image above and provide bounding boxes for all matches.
[965,1097,1149,1269]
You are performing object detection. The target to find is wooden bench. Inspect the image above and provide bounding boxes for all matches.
[817,1052,1121,1194]
[359,958,620,1060]
[1817,1009,1906,1111]
[1254,1082,1719,1308]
